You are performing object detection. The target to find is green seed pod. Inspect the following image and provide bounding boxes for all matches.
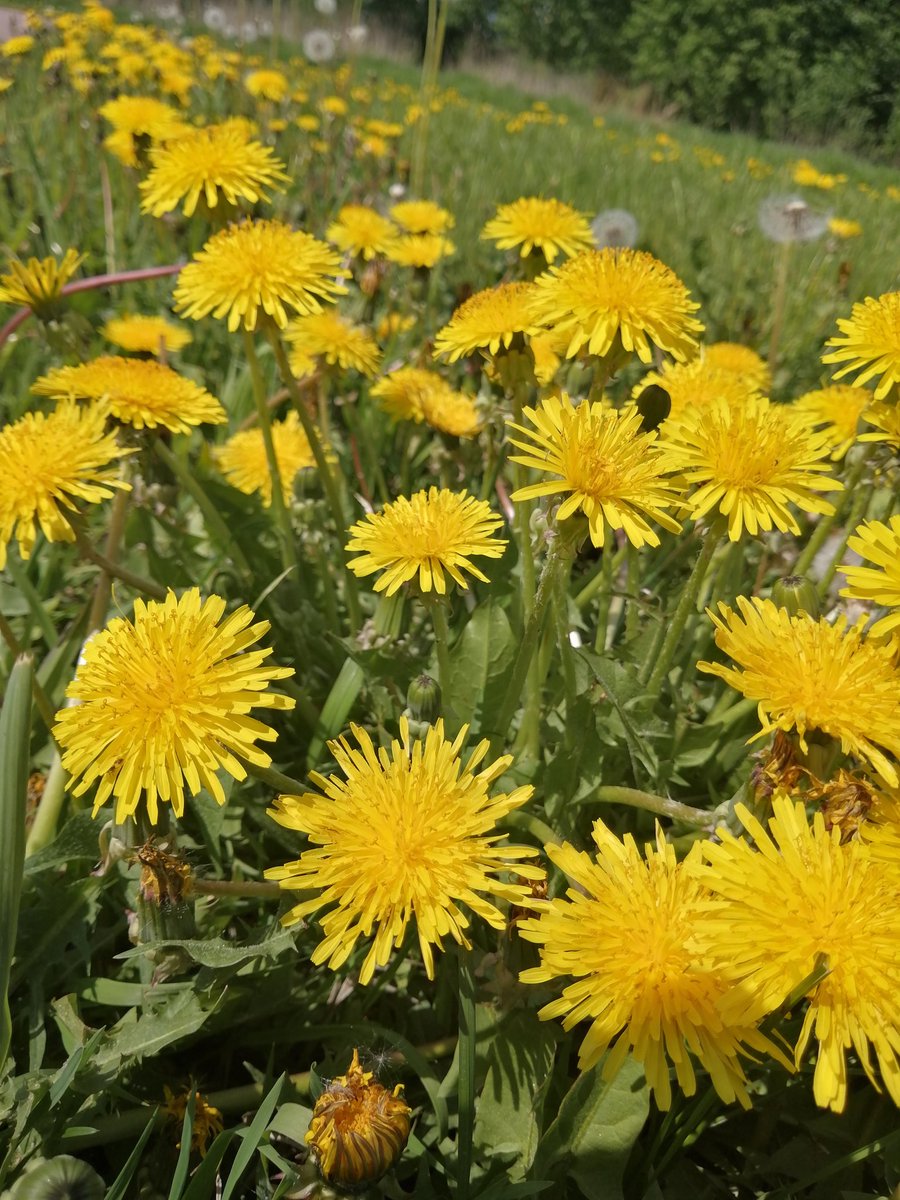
[406,674,442,724]
[10,1156,104,1200]
[771,574,820,619]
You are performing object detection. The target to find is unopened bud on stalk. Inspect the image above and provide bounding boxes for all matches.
[406,673,442,725]
[771,574,820,619]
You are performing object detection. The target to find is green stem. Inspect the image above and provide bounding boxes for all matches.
[87,482,130,633]
[641,522,724,693]
[593,533,615,652]
[767,240,793,372]
[0,611,58,736]
[427,595,454,712]
[499,808,560,849]
[455,950,476,1200]
[24,753,67,857]
[4,554,58,648]
[243,329,299,581]
[625,543,641,640]
[71,524,167,601]
[235,756,308,797]
[267,326,362,632]
[591,786,715,828]
[552,557,577,733]
[793,451,866,578]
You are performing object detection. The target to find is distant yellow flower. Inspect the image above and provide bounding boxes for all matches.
[139,121,290,217]
[519,824,786,1110]
[822,292,900,400]
[433,283,540,362]
[327,204,398,260]
[174,219,346,333]
[32,356,225,434]
[0,249,84,315]
[694,796,900,1113]
[481,196,595,263]
[54,588,295,824]
[284,310,380,377]
[389,199,454,235]
[98,95,189,166]
[0,401,131,569]
[420,385,481,438]
[306,1049,411,1188]
[634,355,762,422]
[792,385,870,459]
[244,68,289,102]
[347,488,505,595]
[859,399,900,450]
[215,411,319,507]
[384,233,455,269]
[699,596,900,786]
[376,312,415,341]
[701,342,771,392]
[827,217,862,239]
[657,396,839,541]
[265,717,541,982]
[508,394,682,549]
[372,367,480,436]
[101,313,192,355]
[162,1086,223,1156]
[1,35,34,57]
[528,248,704,363]
[840,516,900,637]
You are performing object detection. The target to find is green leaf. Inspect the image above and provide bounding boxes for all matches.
[104,1113,158,1200]
[23,812,100,876]
[168,1089,197,1200]
[473,1011,558,1180]
[115,928,296,969]
[179,1129,238,1200]
[220,1073,285,1200]
[531,1057,649,1200]
[267,1101,313,1146]
[448,599,514,728]
[579,649,659,778]
[91,990,215,1077]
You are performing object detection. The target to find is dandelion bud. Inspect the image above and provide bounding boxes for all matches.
[11,1155,104,1200]
[771,574,820,619]
[306,1049,412,1189]
[406,674,442,724]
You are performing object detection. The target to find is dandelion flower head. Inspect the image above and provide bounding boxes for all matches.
[327,204,399,260]
[822,292,900,400]
[215,410,320,507]
[389,199,454,235]
[244,68,289,103]
[285,310,380,377]
[634,354,763,424]
[265,718,542,983]
[372,368,480,437]
[384,233,455,269]
[98,95,189,166]
[101,313,192,355]
[701,342,771,393]
[791,385,870,459]
[54,588,295,824]
[433,283,541,363]
[840,515,900,638]
[161,1086,224,1156]
[481,196,595,263]
[0,248,84,315]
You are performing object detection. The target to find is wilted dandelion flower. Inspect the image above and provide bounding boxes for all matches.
[702,342,771,392]
[0,402,132,569]
[791,385,870,459]
[174,219,346,332]
[384,233,455,269]
[481,196,595,263]
[162,1086,224,1156]
[518,823,786,1110]
[302,28,336,62]
[634,355,762,422]
[0,248,84,315]
[693,796,900,1112]
[244,67,289,102]
[215,411,321,507]
[507,394,683,549]
[54,588,295,824]
[757,195,830,244]
[346,488,506,595]
[699,596,900,786]
[265,718,542,982]
[657,396,839,540]
[327,204,398,260]
[284,310,380,376]
[433,282,540,362]
[306,1049,411,1188]
[822,292,900,400]
[528,248,704,363]
[32,356,225,434]
[840,516,900,637]
[139,121,290,217]
[590,208,639,249]
[101,313,192,355]
[389,199,454,235]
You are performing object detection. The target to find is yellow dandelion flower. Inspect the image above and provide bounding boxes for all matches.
[859,399,900,450]
[507,394,682,549]
[101,313,192,355]
[346,487,505,595]
[376,312,415,341]
[433,282,541,362]
[481,196,595,263]
[215,411,319,507]
[326,204,399,260]
[791,384,870,459]
[98,95,189,166]
[284,310,380,377]
[139,122,290,217]
[32,356,225,434]
[527,248,704,363]
[421,385,481,438]
[161,1086,224,1156]
[840,515,900,638]
[265,718,542,983]
[656,396,839,541]
[54,588,295,824]
[518,824,786,1111]
[699,596,900,786]
[634,355,763,422]
[702,342,771,392]
[693,796,900,1112]
[389,199,454,235]
[822,292,900,400]
[173,219,346,333]
[306,1049,411,1188]
[370,366,437,422]
[244,68,289,102]
[1,35,34,57]
[828,217,862,239]
[384,233,455,269]
[0,401,131,569]
[0,249,84,315]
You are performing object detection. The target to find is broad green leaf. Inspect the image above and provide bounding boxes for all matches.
[267,1101,313,1146]
[448,600,514,728]
[23,812,100,876]
[115,928,296,968]
[91,991,215,1076]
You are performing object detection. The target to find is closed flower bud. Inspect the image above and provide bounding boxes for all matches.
[306,1049,411,1190]
[771,574,820,619]
[406,674,442,724]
